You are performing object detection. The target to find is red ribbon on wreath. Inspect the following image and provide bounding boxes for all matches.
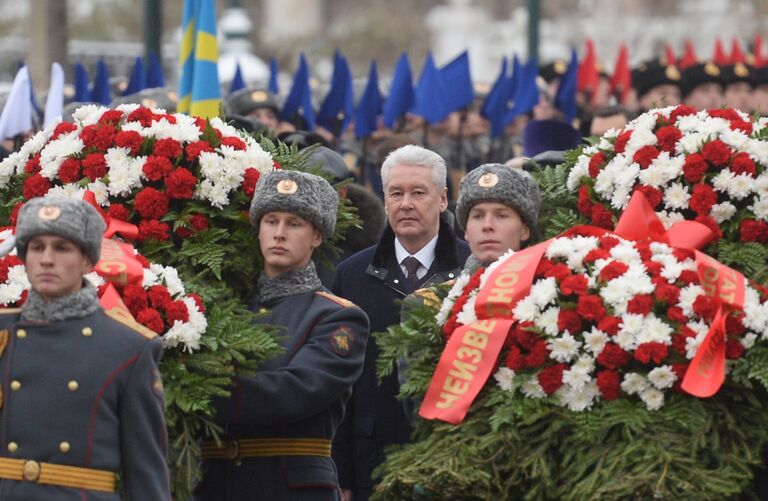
[419,191,745,424]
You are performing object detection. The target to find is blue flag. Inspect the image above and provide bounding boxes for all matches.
[439,50,474,112]
[269,57,279,95]
[317,50,354,135]
[503,57,539,125]
[146,51,165,88]
[73,63,91,103]
[382,52,414,129]
[555,48,579,123]
[411,52,451,124]
[355,60,383,139]
[281,53,315,130]
[91,59,112,105]
[481,57,511,138]
[230,61,245,94]
[124,56,147,96]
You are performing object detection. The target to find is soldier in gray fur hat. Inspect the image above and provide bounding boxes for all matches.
[196,170,369,501]
[0,195,171,499]
[456,163,541,265]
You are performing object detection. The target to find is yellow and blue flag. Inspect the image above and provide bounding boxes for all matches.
[178,0,220,118]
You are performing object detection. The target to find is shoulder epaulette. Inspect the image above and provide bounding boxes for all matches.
[315,290,356,309]
[413,288,443,311]
[0,308,22,315]
[103,306,158,340]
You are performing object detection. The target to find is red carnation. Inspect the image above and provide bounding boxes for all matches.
[126,107,155,127]
[82,153,108,180]
[505,345,525,371]
[677,269,699,286]
[689,184,718,215]
[560,274,589,296]
[577,185,593,216]
[591,203,614,229]
[726,313,746,336]
[535,257,555,277]
[693,294,719,322]
[730,152,757,177]
[635,242,652,261]
[597,343,631,369]
[51,121,78,140]
[599,260,629,281]
[86,125,117,151]
[644,260,663,276]
[634,342,669,364]
[729,119,753,135]
[135,253,151,269]
[165,300,190,324]
[525,341,550,368]
[142,155,174,182]
[242,168,261,198]
[57,158,82,183]
[115,130,144,155]
[613,130,632,155]
[596,370,621,400]
[694,215,722,240]
[187,293,206,313]
[22,174,51,199]
[189,213,209,232]
[656,283,680,305]
[655,126,682,153]
[137,220,170,242]
[598,316,621,336]
[107,203,131,221]
[557,308,583,334]
[632,145,660,169]
[739,219,768,243]
[701,139,732,166]
[148,285,173,310]
[185,141,215,161]
[98,109,124,125]
[165,168,197,200]
[682,153,708,183]
[544,263,571,281]
[669,105,697,124]
[133,187,170,219]
[538,363,568,395]
[153,138,183,158]
[137,308,165,334]
[221,136,247,151]
[576,295,606,322]
[725,339,745,360]
[633,185,663,209]
[583,247,609,264]
[627,294,655,315]
[123,284,149,317]
[600,235,620,251]
[588,152,606,177]
[516,326,542,351]
[667,306,688,324]
[24,155,41,174]
[708,109,740,121]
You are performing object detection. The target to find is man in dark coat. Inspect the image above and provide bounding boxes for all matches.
[194,170,369,501]
[0,196,170,500]
[331,145,470,500]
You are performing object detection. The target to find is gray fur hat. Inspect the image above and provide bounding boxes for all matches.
[249,170,339,240]
[455,163,541,231]
[16,196,106,264]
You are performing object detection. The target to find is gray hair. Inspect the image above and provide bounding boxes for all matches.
[381,144,447,190]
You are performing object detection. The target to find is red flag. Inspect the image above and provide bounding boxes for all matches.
[663,44,677,66]
[610,43,631,104]
[713,38,729,66]
[731,37,746,64]
[577,39,599,96]
[679,40,698,69]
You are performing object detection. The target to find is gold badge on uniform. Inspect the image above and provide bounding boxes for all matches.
[251,90,268,103]
[478,172,499,188]
[330,327,355,357]
[665,65,681,81]
[276,179,298,194]
[704,62,720,77]
[38,206,61,221]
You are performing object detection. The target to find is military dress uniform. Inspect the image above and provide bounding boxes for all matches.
[0,307,169,500]
[194,268,369,501]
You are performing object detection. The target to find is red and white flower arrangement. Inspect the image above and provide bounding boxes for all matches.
[568,106,768,243]
[435,232,768,412]
[0,103,274,241]
[0,226,207,353]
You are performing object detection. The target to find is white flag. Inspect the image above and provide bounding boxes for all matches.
[44,62,64,129]
[0,66,33,140]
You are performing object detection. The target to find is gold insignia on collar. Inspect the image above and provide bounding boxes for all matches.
[251,90,268,103]
[666,65,681,81]
[704,62,720,76]
[735,62,749,78]
[276,179,298,194]
[478,172,499,188]
[38,206,61,221]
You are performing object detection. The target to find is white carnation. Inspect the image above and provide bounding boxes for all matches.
[494,367,516,393]
[647,365,677,389]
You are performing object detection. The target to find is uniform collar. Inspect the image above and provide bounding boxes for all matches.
[256,261,322,303]
[21,280,101,323]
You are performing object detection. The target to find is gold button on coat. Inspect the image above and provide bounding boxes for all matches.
[10,380,21,391]
[68,381,79,392]
[22,460,40,481]
[7,442,17,452]
[59,442,70,453]
[81,327,93,336]
[16,329,26,338]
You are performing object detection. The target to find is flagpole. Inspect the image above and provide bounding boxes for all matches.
[360,136,369,188]
[455,107,468,172]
